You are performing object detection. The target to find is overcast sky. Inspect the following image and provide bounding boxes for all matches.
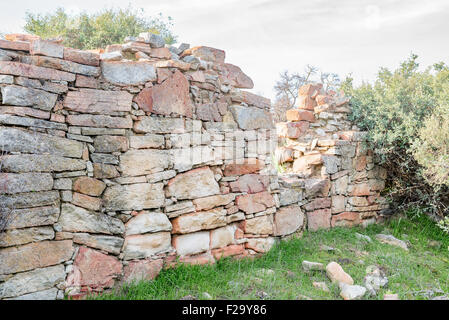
[1,0,448,99]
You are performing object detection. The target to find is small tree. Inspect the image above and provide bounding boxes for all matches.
[24,7,177,50]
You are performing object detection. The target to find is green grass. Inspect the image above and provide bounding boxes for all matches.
[93,210,449,300]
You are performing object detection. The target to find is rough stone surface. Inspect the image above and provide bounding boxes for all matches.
[66,247,122,290]
[0,240,73,275]
[172,231,210,256]
[274,205,304,236]
[101,61,157,85]
[72,233,124,255]
[123,259,163,283]
[1,85,57,111]
[120,149,170,176]
[167,167,220,200]
[103,183,165,211]
[0,154,85,173]
[58,203,124,235]
[73,177,106,196]
[244,215,274,235]
[64,89,132,114]
[0,265,65,299]
[236,191,275,214]
[0,173,53,194]
[0,61,75,81]
[125,212,172,236]
[326,262,354,285]
[375,234,409,251]
[230,105,273,130]
[171,208,227,234]
[123,232,171,260]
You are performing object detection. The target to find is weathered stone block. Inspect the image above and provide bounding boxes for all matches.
[0,173,53,194]
[72,233,124,255]
[274,205,304,236]
[5,206,60,230]
[0,191,59,210]
[0,240,73,275]
[66,247,122,290]
[120,149,170,176]
[122,232,171,260]
[220,63,253,89]
[71,192,102,211]
[192,194,235,211]
[103,183,165,211]
[30,39,63,58]
[0,61,75,81]
[134,70,193,117]
[229,174,269,194]
[0,226,55,247]
[125,212,172,236]
[236,191,275,214]
[167,167,220,200]
[171,208,227,234]
[58,203,124,235]
[243,215,274,235]
[223,158,265,176]
[306,208,331,231]
[66,114,132,128]
[0,265,65,299]
[172,231,210,256]
[182,46,225,63]
[230,105,273,130]
[123,259,163,283]
[64,47,100,66]
[210,225,236,249]
[134,116,185,134]
[93,135,128,153]
[64,89,132,114]
[73,177,106,197]
[0,128,83,158]
[101,61,157,85]
[129,135,165,149]
[1,85,57,111]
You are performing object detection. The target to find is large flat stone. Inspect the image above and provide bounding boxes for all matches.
[120,149,170,176]
[125,212,172,236]
[66,247,122,290]
[72,233,124,255]
[0,240,73,275]
[122,232,171,260]
[171,146,214,172]
[123,259,163,283]
[230,105,273,130]
[192,194,235,211]
[223,158,265,176]
[0,226,55,247]
[23,55,100,77]
[64,89,132,114]
[64,47,100,66]
[103,183,165,211]
[182,46,225,63]
[57,203,124,235]
[134,70,193,117]
[5,206,60,230]
[0,173,53,194]
[133,116,186,134]
[15,76,68,94]
[171,208,227,234]
[66,114,132,128]
[172,231,210,256]
[5,288,58,300]
[101,61,156,85]
[0,114,67,130]
[220,63,254,89]
[274,205,304,236]
[0,127,83,158]
[243,215,274,235]
[0,265,65,299]
[0,154,85,173]
[0,61,75,81]
[1,85,57,111]
[29,39,63,58]
[0,191,59,210]
[129,135,165,149]
[230,90,271,109]
[167,167,220,200]
[235,191,275,214]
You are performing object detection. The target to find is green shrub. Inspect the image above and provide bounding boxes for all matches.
[24,7,177,50]
[342,54,449,217]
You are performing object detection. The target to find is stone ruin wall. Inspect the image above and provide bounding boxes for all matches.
[274,84,388,231]
[0,34,387,300]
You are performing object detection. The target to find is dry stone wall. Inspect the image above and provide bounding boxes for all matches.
[0,34,387,300]
[274,83,388,232]
[0,34,282,300]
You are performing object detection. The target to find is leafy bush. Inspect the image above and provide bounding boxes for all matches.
[342,54,449,217]
[24,7,177,50]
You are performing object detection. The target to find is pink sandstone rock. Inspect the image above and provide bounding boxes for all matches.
[73,177,106,197]
[273,205,304,236]
[243,215,274,235]
[64,47,100,66]
[286,109,315,122]
[182,46,225,64]
[157,68,171,84]
[150,47,171,59]
[212,244,245,260]
[350,183,371,196]
[236,191,275,214]
[66,246,122,290]
[133,70,193,117]
[123,259,163,283]
[326,261,354,285]
[304,197,332,211]
[306,208,331,231]
[331,212,361,227]
[220,63,254,89]
[64,89,132,114]
[179,253,216,265]
[71,192,102,211]
[0,61,75,82]
[229,174,270,194]
[0,39,30,51]
[223,158,265,176]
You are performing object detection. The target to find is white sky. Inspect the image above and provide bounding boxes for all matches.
[1,0,449,100]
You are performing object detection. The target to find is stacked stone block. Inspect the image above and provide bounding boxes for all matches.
[0,35,286,299]
[274,83,388,232]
